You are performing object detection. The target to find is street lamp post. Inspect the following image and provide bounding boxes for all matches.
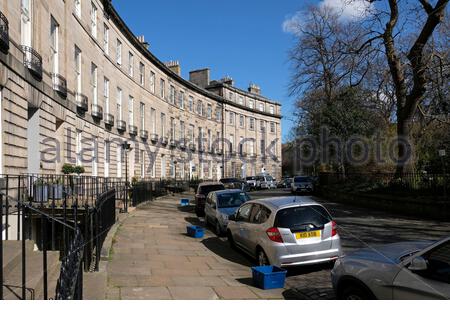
[174,160,178,188]
[122,142,132,213]
[439,148,447,199]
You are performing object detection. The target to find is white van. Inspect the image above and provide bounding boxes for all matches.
[256,175,276,189]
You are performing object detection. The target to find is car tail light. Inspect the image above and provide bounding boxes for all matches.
[266,227,283,243]
[331,221,338,237]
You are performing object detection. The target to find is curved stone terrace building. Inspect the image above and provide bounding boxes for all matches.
[0,0,282,181]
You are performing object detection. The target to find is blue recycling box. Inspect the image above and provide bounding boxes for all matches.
[186,225,204,238]
[180,198,190,206]
[251,265,287,290]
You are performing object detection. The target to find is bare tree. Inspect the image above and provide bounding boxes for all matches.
[372,0,449,176]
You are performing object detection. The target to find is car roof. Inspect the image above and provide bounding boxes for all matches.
[198,182,223,187]
[212,189,245,195]
[248,196,322,211]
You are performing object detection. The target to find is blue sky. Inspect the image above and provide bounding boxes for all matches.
[113,0,312,143]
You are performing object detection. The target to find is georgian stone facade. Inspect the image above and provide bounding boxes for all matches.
[0,0,282,180]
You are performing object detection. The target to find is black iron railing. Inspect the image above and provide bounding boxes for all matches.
[76,93,89,113]
[91,104,103,120]
[0,174,120,300]
[150,133,159,143]
[0,11,9,53]
[116,120,126,131]
[52,73,68,98]
[104,113,114,126]
[140,130,149,140]
[129,125,138,136]
[22,46,43,80]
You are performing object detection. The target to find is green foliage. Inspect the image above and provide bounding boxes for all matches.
[73,166,85,175]
[62,163,75,175]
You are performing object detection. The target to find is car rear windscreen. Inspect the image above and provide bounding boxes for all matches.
[294,177,309,183]
[199,185,225,195]
[218,192,250,208]
[274,205,332,231]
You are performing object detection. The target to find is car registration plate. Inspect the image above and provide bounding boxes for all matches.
[295,230,321,239]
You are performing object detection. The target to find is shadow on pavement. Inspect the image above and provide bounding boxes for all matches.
[285,262,334,277]
[201,237,253,267]
[283,287,336,300]
[184,216,205,227]
[177,205,195,213]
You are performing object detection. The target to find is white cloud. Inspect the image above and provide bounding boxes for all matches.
[319,0,372,20]
[282,0,373,34]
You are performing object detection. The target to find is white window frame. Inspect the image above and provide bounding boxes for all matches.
[91,63,98,105]
[104,77,110,113]
[160,79,165,99]
[74,0,81,17]
[161,113,166,137]
[116,39,122,65]
[103,23,109,55]
[249,118,255,130]
[117,145,122,178]
[140,102,145,129]
[151,107,156,134]
[104,141,110,178]
[188,96,194,112]
[169,85,175,105]
[229,112,234,125]
[128,96,134,126]
[75,46,82,93]
[76,130,82,166]
[150,71,155,93]
[140,150,145,179]
[179,91,185,109]
[92,138,98,177]
[50,16,59,74]
[90,2,97,38]
[21,0,32,47]
[128,52,134,77]
[139,62,145,86]
[270,122,275,133]
[117,87,122,121]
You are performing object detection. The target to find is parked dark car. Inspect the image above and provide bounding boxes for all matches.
[195,182,225,216]
[219,178,250,192]
[277,178,292,189]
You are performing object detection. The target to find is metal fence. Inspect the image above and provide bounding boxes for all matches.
[1,174,117,300]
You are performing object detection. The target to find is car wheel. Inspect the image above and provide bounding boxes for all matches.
[215,221,222,236]
[340,285,374,300]
[227,230,236,249]
[257,249,270,266]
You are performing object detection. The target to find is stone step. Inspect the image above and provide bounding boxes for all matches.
[2,240,35,277]
[2,241,61,300]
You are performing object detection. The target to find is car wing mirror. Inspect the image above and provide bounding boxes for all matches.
[228,214,236,221]
[408,256,428,272]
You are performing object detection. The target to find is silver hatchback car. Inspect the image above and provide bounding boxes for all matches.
[226,197,341,267]
[332,236,450,299]
[204,189,251,236]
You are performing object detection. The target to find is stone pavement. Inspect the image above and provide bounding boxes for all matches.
[96,194,285,300]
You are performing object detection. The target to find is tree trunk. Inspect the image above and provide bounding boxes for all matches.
[394,115,412,178]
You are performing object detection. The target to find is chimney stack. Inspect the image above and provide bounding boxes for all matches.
[165,61,181,76]
[221,76,234,86]
[137,35,149,50]
[248,83,261,95]
[189,68,210,88]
